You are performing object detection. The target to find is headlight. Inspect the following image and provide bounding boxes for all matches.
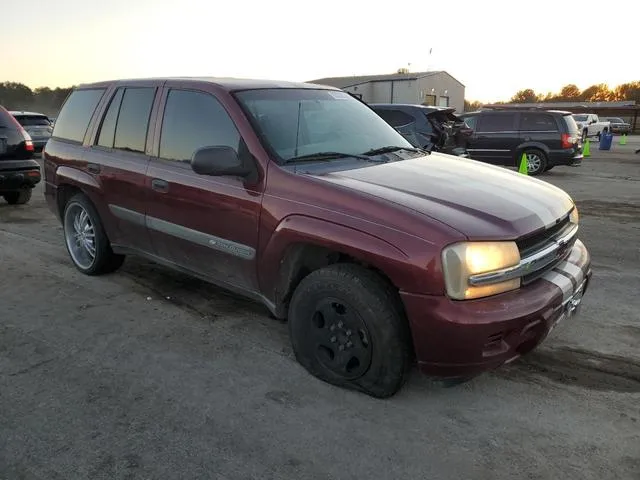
[442,241,521,300]
[570,206,579,225]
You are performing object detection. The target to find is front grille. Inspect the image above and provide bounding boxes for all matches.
[517,214,576,285]
[517,214,570,257]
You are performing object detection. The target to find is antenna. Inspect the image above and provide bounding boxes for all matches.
[294,100,302,157]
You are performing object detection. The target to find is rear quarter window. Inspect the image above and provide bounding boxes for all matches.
[53,88,106,143]
[519,113,558,132]
[373,109,415,128]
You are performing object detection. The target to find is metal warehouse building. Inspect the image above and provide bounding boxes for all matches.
[309,71,465,113]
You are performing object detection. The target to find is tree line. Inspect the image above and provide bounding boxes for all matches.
[0,82,73,117]
[465,81,640,111]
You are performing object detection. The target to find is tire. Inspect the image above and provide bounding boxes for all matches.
[3,188,32,205]
[581,129,588,142]
[522,149,547,176]
[597,131,602,141]
[62,193,125,275]
[544,165,555,172]
[288,263,411,398]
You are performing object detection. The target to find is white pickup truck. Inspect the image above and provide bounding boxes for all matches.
[572,114,610,141]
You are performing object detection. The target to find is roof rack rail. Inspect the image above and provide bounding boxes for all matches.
[481,105,551,111]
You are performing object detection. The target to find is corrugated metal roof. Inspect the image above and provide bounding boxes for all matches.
[308,71,446,89]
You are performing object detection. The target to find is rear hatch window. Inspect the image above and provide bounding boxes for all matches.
[563,114,580,134]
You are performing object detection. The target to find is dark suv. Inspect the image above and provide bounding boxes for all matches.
[371,104,472,157]
[44,78,591,397]
[459,109,583,175]
[0,105,41,204]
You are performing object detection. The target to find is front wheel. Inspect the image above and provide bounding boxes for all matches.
[3,188,32,205]
[522,149,547,176]
[288,264,412,398]
[63,193,125,275]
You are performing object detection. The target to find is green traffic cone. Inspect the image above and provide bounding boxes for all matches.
[583,139,590,157]
[620,134,627,145]
[518,152,528,175]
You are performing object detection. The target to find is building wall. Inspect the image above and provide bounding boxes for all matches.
[339,73,465,111]
[417,72,464,112]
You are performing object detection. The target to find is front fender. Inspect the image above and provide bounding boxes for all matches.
[259,214,442,307]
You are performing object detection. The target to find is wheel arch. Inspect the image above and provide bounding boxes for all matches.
[260,215,426,319]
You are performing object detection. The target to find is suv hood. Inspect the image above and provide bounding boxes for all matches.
[310,153,575,240]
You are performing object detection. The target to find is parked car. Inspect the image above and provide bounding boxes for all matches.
[10,111,53,152]
[571,113,610,141]
[459,109,583,175]
[0,105,41,204]
[600,117,632,135]
[44,78,591,397]
[369,104,472,157]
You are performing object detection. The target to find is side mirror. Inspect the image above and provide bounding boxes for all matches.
[191,146,251,177]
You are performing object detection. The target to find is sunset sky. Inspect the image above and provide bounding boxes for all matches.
[2,0,638,102]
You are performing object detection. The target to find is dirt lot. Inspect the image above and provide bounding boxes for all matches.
[1,140,639,480]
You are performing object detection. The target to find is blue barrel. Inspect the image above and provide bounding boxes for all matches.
[599,132,613,150]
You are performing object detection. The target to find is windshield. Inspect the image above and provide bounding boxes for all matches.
[572,114,588,122]
[235,89,414,162]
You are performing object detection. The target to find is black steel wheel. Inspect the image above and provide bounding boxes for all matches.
[288,264,411,398]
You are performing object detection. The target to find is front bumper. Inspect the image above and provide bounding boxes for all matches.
[0,159,42,191]
[401,239,592,378]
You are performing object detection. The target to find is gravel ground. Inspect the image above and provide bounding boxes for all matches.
[1,139,639,480]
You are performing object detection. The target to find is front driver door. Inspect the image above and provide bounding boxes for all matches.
[145,84,264,293]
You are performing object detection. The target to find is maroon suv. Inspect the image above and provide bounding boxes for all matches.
[44,78,591,397]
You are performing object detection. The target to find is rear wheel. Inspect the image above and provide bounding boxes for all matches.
[63,193,125,275]
[581,129,588,142]
[288,264,411,398]
[3,188,32,205]
[523,149,547,176]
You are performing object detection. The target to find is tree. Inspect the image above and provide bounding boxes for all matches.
[464,100,483,111]
[615,81,640,103]
[580,83,614,102]
[510,89,539,103]
[559,84,581,100]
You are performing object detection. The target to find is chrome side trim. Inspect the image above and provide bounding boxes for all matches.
[468,223,579,286]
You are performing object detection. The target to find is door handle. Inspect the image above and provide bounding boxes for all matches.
[87,163,101,174]
[151,178,169,193]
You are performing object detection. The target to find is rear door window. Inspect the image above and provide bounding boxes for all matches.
[97,88,125,148]
[476,113,516,132]
[53,88,106,143]
[374,109,415,128]
[159,89,241,163]
[519,113,558,132]
[113,87,156,153]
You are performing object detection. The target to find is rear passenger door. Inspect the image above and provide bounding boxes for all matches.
[86,83,160,253]
[519,112,560,160]
[144,85,263,292]
[467,112,518,165]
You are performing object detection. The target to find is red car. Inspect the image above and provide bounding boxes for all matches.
[43,78,591,397]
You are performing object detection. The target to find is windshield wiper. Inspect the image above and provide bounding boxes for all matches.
[285,152,380,164]
[363,145,427,156]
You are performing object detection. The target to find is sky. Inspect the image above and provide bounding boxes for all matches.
[1,0,638,102]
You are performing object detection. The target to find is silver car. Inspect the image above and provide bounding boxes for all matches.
[10,111,53,152]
